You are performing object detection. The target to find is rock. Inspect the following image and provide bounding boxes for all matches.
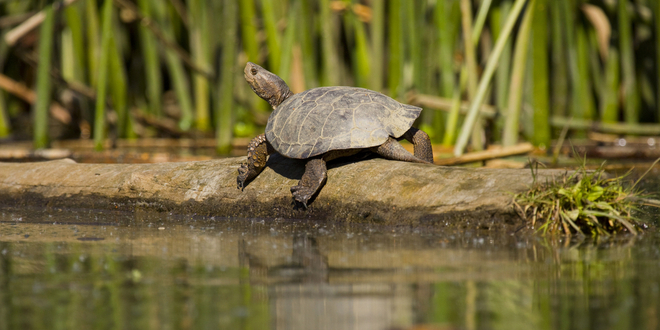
[0,156,566,228]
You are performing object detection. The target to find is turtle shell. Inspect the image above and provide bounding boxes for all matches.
[265,86,422,159]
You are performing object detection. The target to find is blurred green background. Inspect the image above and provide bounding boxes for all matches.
[0,0,658,156]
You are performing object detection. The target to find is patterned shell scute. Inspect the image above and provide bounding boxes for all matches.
[265,86,422,159]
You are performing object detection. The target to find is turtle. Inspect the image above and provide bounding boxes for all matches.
[237,62,434,207]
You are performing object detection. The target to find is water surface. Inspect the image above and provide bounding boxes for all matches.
[0,205,658,330]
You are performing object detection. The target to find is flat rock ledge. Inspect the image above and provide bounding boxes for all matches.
[0,156,567,228]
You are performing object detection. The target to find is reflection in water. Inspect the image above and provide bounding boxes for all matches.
[0,207,658,330]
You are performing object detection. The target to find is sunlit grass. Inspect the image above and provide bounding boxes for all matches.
[514,158,660,236]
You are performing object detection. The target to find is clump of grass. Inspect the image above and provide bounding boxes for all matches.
[514,158,659,236]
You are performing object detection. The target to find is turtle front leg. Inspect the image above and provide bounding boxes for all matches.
[291,158,327,208]
[401,127,434,163]
[237,134,275,190]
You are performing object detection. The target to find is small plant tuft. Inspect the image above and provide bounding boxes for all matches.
[513,158,659,236]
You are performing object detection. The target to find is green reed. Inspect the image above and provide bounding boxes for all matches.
[531,0,550,148]
[0,91,8,138]
[216,0,237,154]
[188,0,212,132]
[33,5,54,149]
[137,0,163,117]
[618,0,639,125]
[0,0,656,155]
[93,0,113,151]
[502,0,534,147]
[388,0,403,99]
[370,0,385,92]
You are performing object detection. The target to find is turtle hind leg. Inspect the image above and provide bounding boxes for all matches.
[371,137,431,164]
[401,127,434,163]
[291,158,327,208]
[237,134,275,190]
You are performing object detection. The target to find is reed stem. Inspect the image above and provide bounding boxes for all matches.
[0,91,7,138]
[503,0,534,147]
[618,0,639,124]
[370,0,384,91]
[601,48,620,123]
[531,0,550,148]
[454,0,527,156]
[189,0,211,131]
[137,0,162,116]
[33,6,54,149]
[278,3,299,83]
[261,0,281,73]
[238,0,260,62]
[352,6,371,88]
[549,0,567,118]
[388,0,403,99]
[93,0,114,151]
[216,0,238,154]
[64,3,86,83]
[320,0,340,86]
[86,0,100,87]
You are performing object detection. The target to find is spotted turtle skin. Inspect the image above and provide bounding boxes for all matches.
[266,86,422,159]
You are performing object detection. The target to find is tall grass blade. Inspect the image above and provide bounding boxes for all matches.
[320,0,340,86]
[299,0,318,89]
[454,0,527,156]
[549,0,568,118]
[260,0,281,73]
[154,0,194,131]
[108,33,128,138]
[216,0,238,154]
[490,0,512,116]
[601,48,620,123]
[238,0,260,62]
[278,2,299,84]
[64,3,86,83]
[503,0,534,147]
[443,67,468,146]
[460,0,478,99]
[61,28,75,83]
[531,0,550,148]
[137,0,163,116]
[85,0,101,87]
[559,0,592,136]
[576,26,595,120]
[94,0,114,151]
[34,6,55,149]
[436,0,460,142]
[460,0,483,151]
[0,91,7,138]
[370,0,384,91]
[352,5,371,88]
[472,0,493,45]
[618,0,639,124]
[388,0,403,98]
[404,0,421,93]
[189,0,211,131]
[418,0,438,138]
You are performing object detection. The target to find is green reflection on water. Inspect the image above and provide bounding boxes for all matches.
[0,208,658,330]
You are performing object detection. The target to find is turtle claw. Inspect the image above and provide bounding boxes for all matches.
[237,163,250,190]
[291,185,314,208]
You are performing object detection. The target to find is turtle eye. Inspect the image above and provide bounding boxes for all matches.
[251,68,258,75]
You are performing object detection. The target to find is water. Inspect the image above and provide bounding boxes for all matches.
[0,206,659,330]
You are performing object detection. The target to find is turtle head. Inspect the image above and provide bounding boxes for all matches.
[244,62,293,109]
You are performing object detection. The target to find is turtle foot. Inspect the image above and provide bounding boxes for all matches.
[290,184,316,208]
